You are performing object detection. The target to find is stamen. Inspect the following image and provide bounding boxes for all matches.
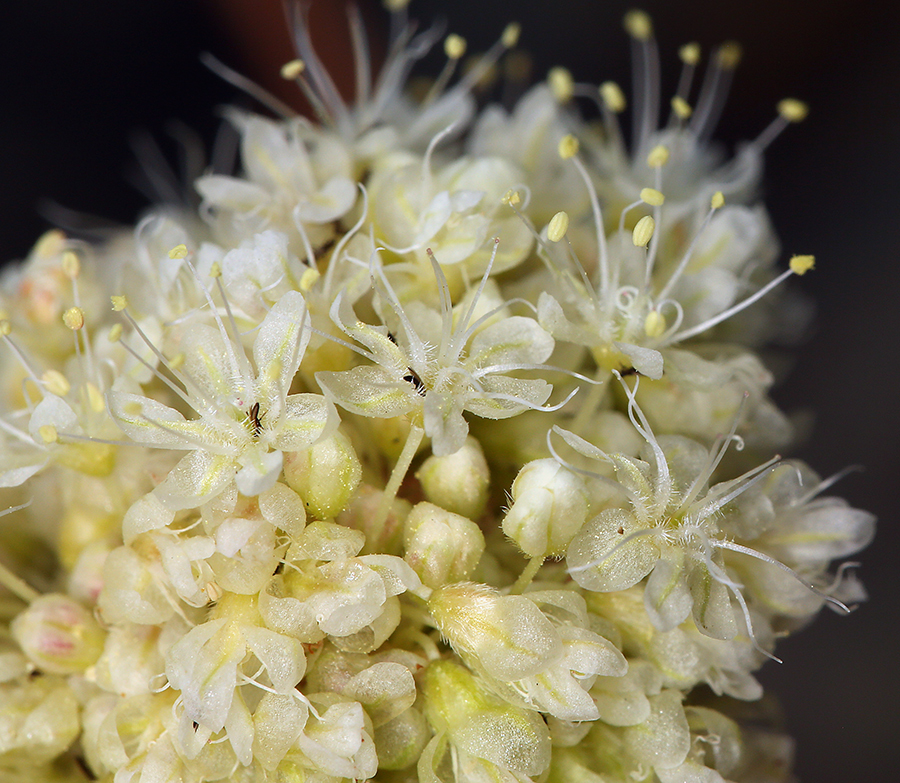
[690,41,741,142]
[200,52,298,119]
[754,98,809,151]
[624,10,660,154]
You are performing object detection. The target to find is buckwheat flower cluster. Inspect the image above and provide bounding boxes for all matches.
[0,4,874,783]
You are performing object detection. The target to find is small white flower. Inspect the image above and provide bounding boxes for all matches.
[108,289,335,508]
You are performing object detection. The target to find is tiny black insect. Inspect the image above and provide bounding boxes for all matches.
[248,402,265,438]
[403,367,427,396]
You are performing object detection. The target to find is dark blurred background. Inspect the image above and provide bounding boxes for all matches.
[1,1,898,779]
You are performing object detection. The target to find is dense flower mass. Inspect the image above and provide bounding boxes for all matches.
[0,4,874,783]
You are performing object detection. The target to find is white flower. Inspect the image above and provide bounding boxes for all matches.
[317,247,560,456]
[108,289,335,508]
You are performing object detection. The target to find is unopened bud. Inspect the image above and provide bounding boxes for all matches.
[283,430,361,520]
[404,502,485,588]
[11,594,105,675]
[416,436,490,519]
[502,458,591,558]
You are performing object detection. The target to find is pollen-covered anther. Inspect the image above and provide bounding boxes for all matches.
[558,134,580,160]
[501,22,521,48]
[647,144,670,168]
[61,250,80,279]
[671,96,692,119]
[280,58,305,80]
[444,34,467,60]
[599,81,626,113]
[0,320,11,337]
[41,369,70,397]
[209,261,222,279]
[547,211,570,242]
[62,307,84,331]
[623,9,653,40]
[717,41,743,69]
[640,187,665,207]
[38,424,59,445]
[548,66,574,102]
[110,295,128,312]
[632,215,656,247]
[644,310,667,338]
[711,191,726,210]
[502,189,521,206]
[168,243,188,260]
[789,254,815,275]
[778,98,809,123]
[299,266,321,292]
[679,42,701,65]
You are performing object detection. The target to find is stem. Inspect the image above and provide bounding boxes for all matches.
[510,556,545,595]
[372,424,425,532]
[0,560,39,604]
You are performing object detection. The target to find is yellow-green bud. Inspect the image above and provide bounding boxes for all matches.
[11,594,105,675]
[422,659,552,777]
[404,502,485,589]
[415,436,490,519]
[502,458,591,558]
[373,707,431,770]
[337,484,411,556]
[283,430,361,519]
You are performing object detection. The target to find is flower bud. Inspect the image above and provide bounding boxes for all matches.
[337,484,411,555]
[404,502,485,588]
[0,676,80,763]
[428,583,561,681]
[373,707,430,770]
[11,594,105,674]
[502,458,591,557]
[415,436,490,519]
[284,429,361,519]
[422,659,551,777]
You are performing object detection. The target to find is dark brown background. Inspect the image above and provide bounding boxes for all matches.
[1,2,897,780]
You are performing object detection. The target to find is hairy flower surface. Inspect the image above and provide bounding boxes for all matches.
[0,4,873,783]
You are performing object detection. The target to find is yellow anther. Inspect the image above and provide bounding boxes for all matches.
[34,229,67,259]
[502,189,521,206]
[63,307,85,331]
[111,295,128,312]
[61,250,80,279]
[299,267,321,293]
[444,34,466,60]
[671,96,692,119]
[108,324,123,343]
[501,22,521,49]
[547,211,570,243]
[280,59,305,80]
[209,262,222,279]
[647,145,670,168]
[169,352,186,371]
[599,81,626,113]
[87,383,105,414]
[640,187,665,207]
[716,41,742,69]
[0,320,11,337]
[777,98,809,123]
[558,134,580,160]
[623,10,653,40]
[38,425,58,445]
[42,370,71,397]
[644,310,667,338]
[548,66,574,102]
[168,243,188,260]
[632,215,656,247]
[789,255,815,275]
[679,42,701,65]
[711,191,725,210]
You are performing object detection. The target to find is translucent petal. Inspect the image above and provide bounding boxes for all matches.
[469,316,555,368]
[317,366,415,419]
[108,391,207,449]
[272,394,335,452]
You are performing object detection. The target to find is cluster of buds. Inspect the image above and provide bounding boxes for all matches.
[0,4,873,783]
